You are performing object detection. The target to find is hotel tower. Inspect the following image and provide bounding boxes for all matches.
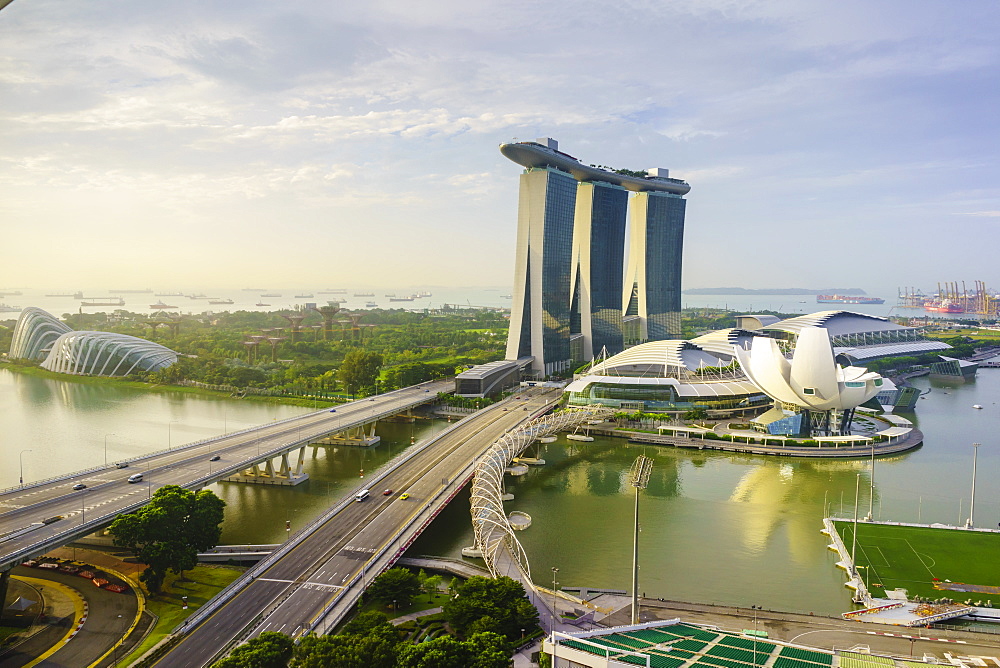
[501,138,690,377]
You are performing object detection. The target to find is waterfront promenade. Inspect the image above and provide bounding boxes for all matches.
[588,424,923,458]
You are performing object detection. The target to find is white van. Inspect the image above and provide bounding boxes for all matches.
[127,473,143,483]
[355,488,370,502]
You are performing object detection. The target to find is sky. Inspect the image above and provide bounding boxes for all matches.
[2,0,999,294]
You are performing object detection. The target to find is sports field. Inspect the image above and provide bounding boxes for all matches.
[834,521,1000,606]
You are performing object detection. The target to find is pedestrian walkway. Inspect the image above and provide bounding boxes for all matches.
[389,606,443,626]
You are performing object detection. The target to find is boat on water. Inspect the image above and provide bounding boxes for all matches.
[566,433,594,442]
[924,300,963,313]
[208,298,234,305]
[155,292,184,297]
[539,436,557,444]
[354,292,375,297]
[0,290,23,297]
[187,294,208,299]
[81,298,125,307]
[46,291,84,299]
[261,293,281,298]
[384,293,396,297]
[319,289,346,294]
[294,294,314,299]
[415,291,432,298]
[256,302,270,307]
[815,294,885,304]
[0,303,22,313]
[365,301,377,308]
[149,300,178,309]
[389,296,415,302]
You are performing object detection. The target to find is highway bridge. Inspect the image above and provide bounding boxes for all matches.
[151,387,561,667]
[0,378,453,578]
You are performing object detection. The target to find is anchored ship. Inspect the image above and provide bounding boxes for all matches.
[815,295,885,305]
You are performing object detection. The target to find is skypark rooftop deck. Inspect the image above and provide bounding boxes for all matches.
[500,141,691,195]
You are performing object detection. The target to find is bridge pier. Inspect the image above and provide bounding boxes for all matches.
[224,446,309,486]
[312,422,381,447]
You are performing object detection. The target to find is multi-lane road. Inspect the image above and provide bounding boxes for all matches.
[0,379,453,571]
[154,388,560,667]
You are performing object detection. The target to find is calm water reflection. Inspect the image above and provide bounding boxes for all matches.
[3,366,998,614]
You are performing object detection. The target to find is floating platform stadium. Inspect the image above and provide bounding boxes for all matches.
[824,519,1000,627]
[545,618,974,668]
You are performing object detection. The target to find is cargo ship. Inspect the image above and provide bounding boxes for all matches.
[816,294,885,304]
[149,300,178,309]
[924,300,964,313]
[81,298,125,307]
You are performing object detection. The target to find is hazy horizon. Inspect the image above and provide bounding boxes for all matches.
[3,1,998,294]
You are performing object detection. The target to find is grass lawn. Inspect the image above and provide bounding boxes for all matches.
[358,588,454,618]
[119,565,244,666]
[834,521,1000,605]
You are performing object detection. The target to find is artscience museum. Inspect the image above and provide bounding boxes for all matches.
[566,310,950,436]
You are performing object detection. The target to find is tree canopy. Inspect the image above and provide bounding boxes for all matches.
[108,485,225,592]
[212,632,292,668]
[338,349,384,396]
[442,575,539,641]
[395,632,510,668]
[368,567,421,608]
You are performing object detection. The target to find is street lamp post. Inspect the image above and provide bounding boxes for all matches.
[966,442,980,528]
[104,434,116,467]
[113,613,123,666]
[168,420,179,450]
[18,449,32,486]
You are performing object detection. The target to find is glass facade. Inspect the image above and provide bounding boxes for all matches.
[540,169,577,374]
[644,192,686,340]
[587,182,627,356]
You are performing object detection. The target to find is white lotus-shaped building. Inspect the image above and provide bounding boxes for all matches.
[734,326,883,435]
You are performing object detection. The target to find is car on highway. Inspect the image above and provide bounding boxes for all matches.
[382,489,393,496]
[210,455,221,461]
[116,462,129,469]
[72,483,87,490]
[329,408,336,412]
[399,493,410,500]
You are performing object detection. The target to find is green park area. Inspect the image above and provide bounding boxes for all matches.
[834,521,1000,606]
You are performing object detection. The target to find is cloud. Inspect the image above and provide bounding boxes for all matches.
[955,211,1000,218]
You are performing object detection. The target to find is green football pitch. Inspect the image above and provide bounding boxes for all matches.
[834,521,1000,606]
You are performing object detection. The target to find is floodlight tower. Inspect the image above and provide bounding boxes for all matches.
[279,314,307,343]
[966,442,980,528]
[311,304,342,340]
[629,454,653,624]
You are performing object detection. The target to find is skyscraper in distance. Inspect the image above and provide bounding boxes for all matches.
[501,139,690,377]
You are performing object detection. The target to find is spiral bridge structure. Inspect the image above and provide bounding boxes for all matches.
[470,405,615,582]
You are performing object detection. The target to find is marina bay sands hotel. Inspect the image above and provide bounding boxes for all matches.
[501,138,691,377]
